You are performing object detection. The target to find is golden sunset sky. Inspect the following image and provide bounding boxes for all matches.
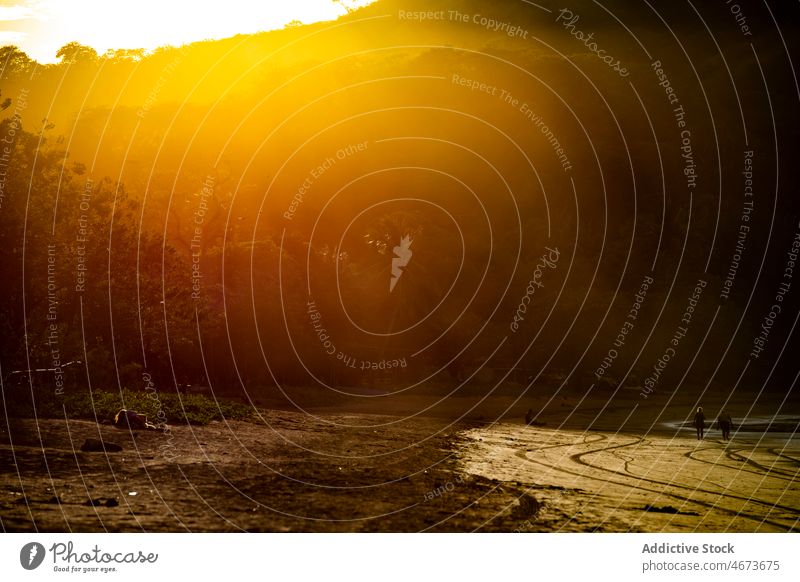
[0,0,373,62]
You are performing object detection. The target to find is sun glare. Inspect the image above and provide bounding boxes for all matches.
[0,0,374,63]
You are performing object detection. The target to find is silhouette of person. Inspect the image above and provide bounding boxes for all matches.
[694,406,706,440]
[525,409,534,425]
[717,409,733,441]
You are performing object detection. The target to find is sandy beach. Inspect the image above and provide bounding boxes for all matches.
[458,424,799,532]
[0,412,521,532]
[2,404,797,532]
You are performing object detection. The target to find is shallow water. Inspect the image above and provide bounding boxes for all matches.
[662,414,800,442]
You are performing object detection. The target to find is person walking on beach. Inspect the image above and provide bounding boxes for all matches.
[694,406,706,440]
[525,408,534,425]
[717,409,733,441]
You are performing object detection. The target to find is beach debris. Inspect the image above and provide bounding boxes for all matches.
[80,438,123,452]
[128,492,138,496]
[113,409,158,431]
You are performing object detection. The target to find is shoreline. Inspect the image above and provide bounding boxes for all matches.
[457,423,800,532]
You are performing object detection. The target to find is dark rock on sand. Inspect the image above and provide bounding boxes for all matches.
[512,493,543,519]
[84,497,119,507]
[80,438,123,453]
[642,504,699,516]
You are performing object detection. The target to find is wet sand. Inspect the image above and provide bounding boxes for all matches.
[457,424,800,532]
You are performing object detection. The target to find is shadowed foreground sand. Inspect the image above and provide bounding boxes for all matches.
[0,413,532,532]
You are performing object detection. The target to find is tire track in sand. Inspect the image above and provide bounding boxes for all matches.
[685,446,797,483]
[512,435,798,529]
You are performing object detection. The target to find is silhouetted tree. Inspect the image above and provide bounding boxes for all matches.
[56,42,98,65]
